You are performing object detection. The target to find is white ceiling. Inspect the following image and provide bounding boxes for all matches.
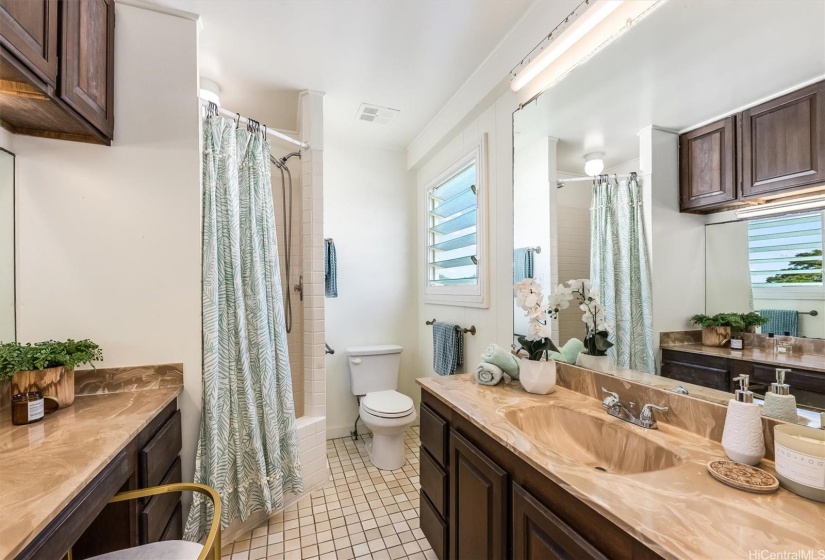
[145,0,534,149]
[515,0,825,174]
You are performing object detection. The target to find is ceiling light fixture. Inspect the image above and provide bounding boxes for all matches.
[511,0,625,92]
[735,194,825,219]
[199,78,221,107]
[584,152,605,176]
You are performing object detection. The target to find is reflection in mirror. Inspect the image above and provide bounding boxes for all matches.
[0,149,13,342]
[512,0,825,427]
[706,212,824,339]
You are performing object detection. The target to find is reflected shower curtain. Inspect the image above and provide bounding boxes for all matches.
[185,116,303,541]
[590,176,655,374]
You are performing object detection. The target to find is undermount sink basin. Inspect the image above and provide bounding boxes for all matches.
[503,403,686,474]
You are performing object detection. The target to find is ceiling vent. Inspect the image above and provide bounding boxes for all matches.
[356,103,399,125]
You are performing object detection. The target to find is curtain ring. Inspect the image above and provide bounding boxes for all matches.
[262,124,267,139]
[235,113,241,128]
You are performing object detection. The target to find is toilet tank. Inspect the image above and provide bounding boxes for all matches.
[347,345,403,395]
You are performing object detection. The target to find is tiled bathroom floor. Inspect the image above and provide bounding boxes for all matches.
[222,427,434,560]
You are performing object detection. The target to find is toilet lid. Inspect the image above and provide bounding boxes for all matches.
[362,390,414,418]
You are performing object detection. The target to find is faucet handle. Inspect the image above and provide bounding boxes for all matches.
[601,388,620,409]
[639,404,668,428]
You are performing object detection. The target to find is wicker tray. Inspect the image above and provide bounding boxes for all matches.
[707,460,779,493]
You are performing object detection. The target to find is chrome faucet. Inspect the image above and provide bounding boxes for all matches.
[601,388,668,429]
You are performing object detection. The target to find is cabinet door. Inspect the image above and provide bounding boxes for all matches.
[449,429,507,560]
[513,483,608,560]
[741,81,825,198]
[0,0,58,85]
[60,0,115,138]
[679,116,737,211]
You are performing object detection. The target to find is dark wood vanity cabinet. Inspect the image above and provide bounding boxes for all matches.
[679,116,738,211]
[661,349,825,409]
[679,80,825,213]
[740,81,825,198]
[17,399,183,560]
[0,0,115,144]
[418,393,662,560]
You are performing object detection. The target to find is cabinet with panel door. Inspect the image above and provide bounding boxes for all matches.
[0,0,115,144]
[679,80,825,213]
[418,390,661,560]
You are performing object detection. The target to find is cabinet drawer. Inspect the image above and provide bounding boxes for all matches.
[160,503,183,542]
[139,456,182,544]
[139,410,182,488]
[420,447,447,518]
[420,403,448,468]
[420,489,447,560]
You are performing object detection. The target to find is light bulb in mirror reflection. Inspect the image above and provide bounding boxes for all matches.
[584,152,604,176]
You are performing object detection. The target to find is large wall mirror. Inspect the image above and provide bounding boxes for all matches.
[513,0,824,427]
[1,148,15,342]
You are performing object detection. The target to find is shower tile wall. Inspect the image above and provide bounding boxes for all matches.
[272,150,305,418]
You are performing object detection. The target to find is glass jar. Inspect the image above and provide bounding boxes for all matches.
[11,391,45,425]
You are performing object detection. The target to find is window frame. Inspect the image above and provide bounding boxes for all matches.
[423,136,489,308]
[749,209,825,301]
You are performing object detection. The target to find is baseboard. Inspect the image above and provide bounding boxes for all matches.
[325,421,420,440]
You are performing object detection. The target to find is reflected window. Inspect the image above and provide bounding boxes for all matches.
[748,211,824,288]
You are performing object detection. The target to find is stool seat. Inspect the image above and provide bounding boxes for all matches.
[87,540,203,560]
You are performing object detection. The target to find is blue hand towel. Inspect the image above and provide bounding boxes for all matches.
[481,343,520,379]
[759,310,798,337]
[324,238,337,298]
[433,322,463,376]
[513,247,534,284]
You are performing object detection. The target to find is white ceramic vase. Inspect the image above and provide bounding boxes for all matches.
[519,358,556,395]
[575,352,614,374]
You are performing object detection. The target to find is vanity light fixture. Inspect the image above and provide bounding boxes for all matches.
[584,152,605,176]
[510,0,625,92]
[735,193,825,219]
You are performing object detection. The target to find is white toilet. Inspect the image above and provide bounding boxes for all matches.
[347,345,416,470]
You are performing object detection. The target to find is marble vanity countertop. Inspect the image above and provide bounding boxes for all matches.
[417,374,825,560]
[0,386,182,559]
[661,343,825,373]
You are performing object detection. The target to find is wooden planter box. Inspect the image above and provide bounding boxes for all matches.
[11,366,75,408]
[701,327,731,347]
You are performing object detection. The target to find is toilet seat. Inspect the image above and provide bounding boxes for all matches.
[361,390,414,418]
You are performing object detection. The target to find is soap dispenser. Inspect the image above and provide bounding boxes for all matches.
[762,369,798,423]
[721,375,765,465]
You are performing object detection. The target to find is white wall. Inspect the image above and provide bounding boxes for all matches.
[414,92,515,404]
[706,221,752,314]
[639,127,706,359]
[0,146,14,342]
[324,143,416,438]
[11,4,202,489]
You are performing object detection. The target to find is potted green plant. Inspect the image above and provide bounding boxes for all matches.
[689,314,746,346]
[738,312,769,333]
[0,339,103,408]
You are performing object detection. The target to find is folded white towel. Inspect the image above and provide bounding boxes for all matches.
[476,362,510,386]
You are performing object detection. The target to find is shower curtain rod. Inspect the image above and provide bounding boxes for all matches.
[556,172,637,188]
[199,97,309,150]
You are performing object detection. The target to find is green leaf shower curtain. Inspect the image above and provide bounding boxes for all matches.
[185,116,303,541]
[590,176,655,373]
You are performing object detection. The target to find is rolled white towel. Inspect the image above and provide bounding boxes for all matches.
[476,362,505,386]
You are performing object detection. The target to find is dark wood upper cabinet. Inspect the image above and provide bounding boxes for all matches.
[512,483,609,560]
[740,81,825,198]
[60,0,114,138]
[449,428,507,560]
[0,0,114,144]
[0,0,58,85]
[679,116,737,211]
